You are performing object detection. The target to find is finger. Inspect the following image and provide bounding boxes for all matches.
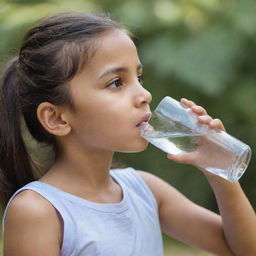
[167,153,194,165]
[209,118,225,131]
[198,115,213,124]
[191,105,207,116]
[180,98,196,108]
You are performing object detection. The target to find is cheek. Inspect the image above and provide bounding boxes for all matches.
[77,118,147,152]
[73,107,123,141]
[87,102,128,129]
[70,99,146,151]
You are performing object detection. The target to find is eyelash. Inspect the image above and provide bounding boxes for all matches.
[107,75,143,89]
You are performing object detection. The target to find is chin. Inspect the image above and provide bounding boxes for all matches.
[119,140,149,153]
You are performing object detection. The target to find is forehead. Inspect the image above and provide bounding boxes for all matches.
[85,30,140,73]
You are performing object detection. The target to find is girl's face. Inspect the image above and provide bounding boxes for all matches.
[66,30,152,153]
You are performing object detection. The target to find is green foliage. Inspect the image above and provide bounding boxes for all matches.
[1,0,256,211]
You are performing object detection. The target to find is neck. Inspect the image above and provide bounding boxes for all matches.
[41,142,115,192]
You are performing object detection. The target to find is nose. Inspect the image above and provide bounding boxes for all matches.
[134,84,152,108]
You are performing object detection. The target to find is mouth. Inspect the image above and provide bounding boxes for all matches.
[136,113,152,127]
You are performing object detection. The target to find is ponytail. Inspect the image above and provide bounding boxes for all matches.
[0,58,35,206]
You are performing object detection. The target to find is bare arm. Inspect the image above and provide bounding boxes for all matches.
[138,98,256,255]
[138,171,234,255]
[206,175,256,255]
[3,190,62,256]
[168,98,256,255]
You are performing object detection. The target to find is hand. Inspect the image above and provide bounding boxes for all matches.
[167,98,227,170]
[180,98,225,132]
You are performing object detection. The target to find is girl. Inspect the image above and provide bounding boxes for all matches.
[1,12,256,256]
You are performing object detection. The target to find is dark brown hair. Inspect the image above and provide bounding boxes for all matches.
[0,12,125,206]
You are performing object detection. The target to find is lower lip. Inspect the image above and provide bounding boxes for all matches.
[137,121,148,126]
[136,121,148,131]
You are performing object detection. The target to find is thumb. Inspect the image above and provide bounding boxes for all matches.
[167,153,195,165]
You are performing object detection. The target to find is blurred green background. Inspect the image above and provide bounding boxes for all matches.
[1,0,256,255]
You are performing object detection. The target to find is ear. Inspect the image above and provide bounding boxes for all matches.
[37,102,71,137]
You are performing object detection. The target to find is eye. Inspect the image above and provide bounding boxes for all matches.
[107,78,124,89]
[138,74,143,85]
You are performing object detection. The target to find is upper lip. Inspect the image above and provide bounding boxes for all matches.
[136,112,152,127]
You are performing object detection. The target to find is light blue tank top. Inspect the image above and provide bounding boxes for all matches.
[3,167,164,256]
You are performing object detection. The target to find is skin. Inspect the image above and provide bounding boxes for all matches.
[4,30,256,256]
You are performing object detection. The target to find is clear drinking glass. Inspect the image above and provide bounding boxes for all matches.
[140,96,251,182]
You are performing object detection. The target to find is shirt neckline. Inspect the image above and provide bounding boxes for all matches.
[30,170,129,213]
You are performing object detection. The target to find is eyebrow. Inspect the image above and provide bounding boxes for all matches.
[98,64,142,80]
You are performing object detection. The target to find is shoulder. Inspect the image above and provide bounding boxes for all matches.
[112,167,160,190]
[137,171,167,207]
[137,170,189,208]
[112,168,161,207]
[4,190,62,255]
[113,167,183,206]
[5,189,59,223]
